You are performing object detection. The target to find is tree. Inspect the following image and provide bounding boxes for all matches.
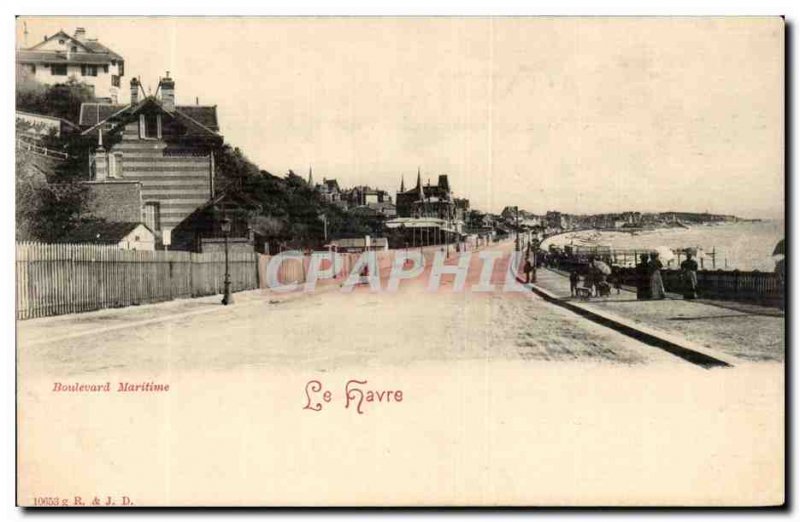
[16,76,95,123]
[213,142,395,248]
[15,111,98,242]
[15,147,95,242]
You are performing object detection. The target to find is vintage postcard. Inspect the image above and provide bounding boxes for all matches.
[14,16,785,507]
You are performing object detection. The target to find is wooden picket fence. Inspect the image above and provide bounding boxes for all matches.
[17,242,490,320]
[16,242,259,320]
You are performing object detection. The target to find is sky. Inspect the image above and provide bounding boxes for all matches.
[16,17,784,218]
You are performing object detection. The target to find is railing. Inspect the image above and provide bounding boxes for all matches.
[660,269,784,307]
[16,138,69,160]
[547,255,784,308]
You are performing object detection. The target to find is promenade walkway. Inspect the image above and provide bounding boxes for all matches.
[532,269,784,363]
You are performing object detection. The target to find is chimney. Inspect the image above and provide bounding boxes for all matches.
[159,74,175,112]
[130,77,140,105]
[74,27,86,42]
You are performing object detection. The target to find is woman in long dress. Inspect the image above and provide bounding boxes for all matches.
[648,253,666,299]
[636,254,651,299]
[680,253,698,299]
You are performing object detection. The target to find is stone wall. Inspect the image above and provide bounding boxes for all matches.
[84,181,143,223]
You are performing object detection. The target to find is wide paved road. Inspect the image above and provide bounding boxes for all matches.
[16,240,783,506]
[18,241,681,378]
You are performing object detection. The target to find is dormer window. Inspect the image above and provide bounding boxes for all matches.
[139,114,162,140]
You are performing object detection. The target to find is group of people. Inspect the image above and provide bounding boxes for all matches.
[635,253,666,299]
[635,252,698,300]
[566,251,699,300]
[568,256,621,298]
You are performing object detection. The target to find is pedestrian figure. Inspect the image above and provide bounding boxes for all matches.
[636,254,651,299]
[523,257,532,283]
[648,252,666,299]
[611,268,622,295]
[680,253,698,299]
[584,267,595,297]
[569,270,579,297]
[525,246,536,283]
[586,256,602,297]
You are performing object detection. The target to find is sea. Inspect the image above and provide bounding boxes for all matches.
[540,220,785,272]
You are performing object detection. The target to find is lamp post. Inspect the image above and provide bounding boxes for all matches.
[221,215,233,305]
[318,212,328,243]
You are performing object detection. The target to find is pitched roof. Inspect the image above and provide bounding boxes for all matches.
[59,222,149,244]
[79,101,220,132]
[82,39,123,60]
[176,105,220,132]
[22,30,123,62]
[79,103,125,127]
[17,50,120,65]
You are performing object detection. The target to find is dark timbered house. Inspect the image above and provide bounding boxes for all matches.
[79,75,222,247]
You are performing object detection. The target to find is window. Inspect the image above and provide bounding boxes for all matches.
[139,114,161,139]
[144,202,161,232]
[108,153,123,178]
[70,46,78,52]
[58,39,65,44]
[103,65,109,73]
[51,64,67,76]
[111,75,120,87]
[81,64,98,77]
[118,62,124,76]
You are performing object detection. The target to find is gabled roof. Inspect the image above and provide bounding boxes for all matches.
[59,221,150,244]
[205,190,262,212]
[79,101,220,133]
[28,30,88,51]
[80,97,221,139]
[23,29,123,62]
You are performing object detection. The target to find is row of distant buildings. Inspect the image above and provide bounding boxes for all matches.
[495,207,741,237]
[311,174,396,218]
[310,168,471,248]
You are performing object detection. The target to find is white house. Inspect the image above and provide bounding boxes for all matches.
[17,28,125,103]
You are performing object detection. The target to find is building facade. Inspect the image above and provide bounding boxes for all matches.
[395,172,467,221]
[387,171,469,247]
[80,76,222,246]
[17,28,125,103]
